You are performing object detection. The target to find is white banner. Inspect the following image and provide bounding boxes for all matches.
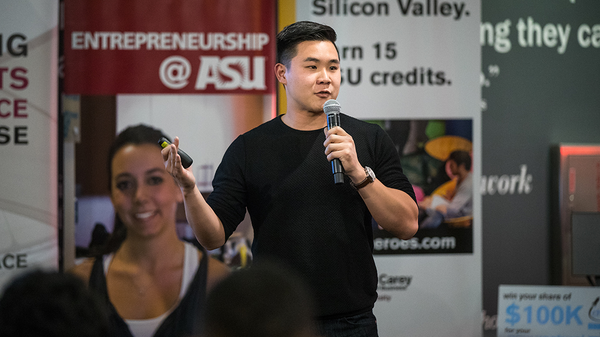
[0,0,59,290]
[498,285,600,337]
[295,0,482,335]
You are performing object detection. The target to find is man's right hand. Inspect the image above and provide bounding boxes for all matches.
[161,137,197,194]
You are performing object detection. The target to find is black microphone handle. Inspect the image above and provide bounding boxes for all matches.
[327,113,344,184]
[331,159,344,184]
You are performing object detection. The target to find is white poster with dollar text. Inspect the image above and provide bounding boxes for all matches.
[293,0,482,335]
[498,285,600,336]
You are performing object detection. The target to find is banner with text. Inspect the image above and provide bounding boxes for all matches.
[0,0,59,290]
[64,0,276,95]
[294,0,482,335]
[68,0,276,256]
[498,285,600,337]
[480,1,600,335]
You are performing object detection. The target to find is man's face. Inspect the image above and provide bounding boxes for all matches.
[277,40,341,114]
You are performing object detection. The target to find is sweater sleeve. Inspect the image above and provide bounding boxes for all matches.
[372,125,417,204]
[206,135,248,240]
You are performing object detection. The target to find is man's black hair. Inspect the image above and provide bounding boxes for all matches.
[276,20,338,66]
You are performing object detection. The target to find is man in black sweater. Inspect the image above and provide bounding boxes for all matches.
[163,21,419,337]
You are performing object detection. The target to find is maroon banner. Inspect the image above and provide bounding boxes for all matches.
[64,0,276,95]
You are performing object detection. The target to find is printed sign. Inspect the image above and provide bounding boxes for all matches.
[370,118,474,255]
[0,0,59,290]
[293,0,481,335]
[64,0,276,95]
[498,285,600,337]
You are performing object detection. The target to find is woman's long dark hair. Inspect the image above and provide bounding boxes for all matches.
[99,124,171,255]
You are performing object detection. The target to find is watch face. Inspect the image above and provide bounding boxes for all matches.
[366,166,375,181]
[352,166,376,189]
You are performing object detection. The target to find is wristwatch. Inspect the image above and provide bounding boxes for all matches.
[351,166,375,190]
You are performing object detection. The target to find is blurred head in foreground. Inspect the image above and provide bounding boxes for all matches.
[0,269,109,337]
[203,260,318,337]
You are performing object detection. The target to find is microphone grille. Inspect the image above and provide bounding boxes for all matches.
[323,99,341,115]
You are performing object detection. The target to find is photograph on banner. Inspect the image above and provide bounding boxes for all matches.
[63,0,276,270]
[371,118,473,255]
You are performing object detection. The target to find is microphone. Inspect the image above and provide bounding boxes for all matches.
[323,99,344,184]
